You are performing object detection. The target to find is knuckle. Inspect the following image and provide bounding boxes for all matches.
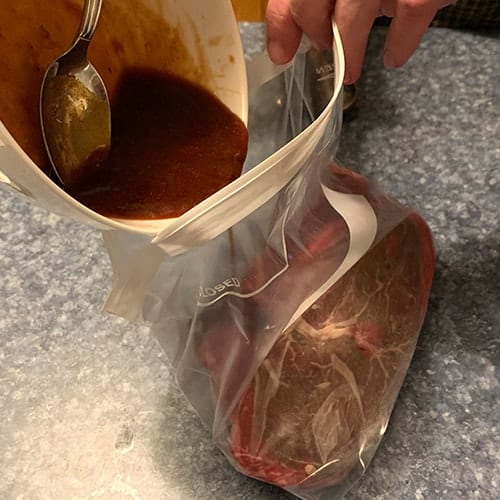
[398,0,433,14]
[265,0,292,28]
[289,0,308,22]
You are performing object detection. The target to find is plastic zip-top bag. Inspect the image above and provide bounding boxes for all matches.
[102,24,435,500]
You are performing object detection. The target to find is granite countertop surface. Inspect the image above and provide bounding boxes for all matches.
[1,25,499,499]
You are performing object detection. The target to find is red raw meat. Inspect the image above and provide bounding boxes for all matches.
[198,165,435,497]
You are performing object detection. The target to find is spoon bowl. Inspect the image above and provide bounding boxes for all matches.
[40,0,111,189]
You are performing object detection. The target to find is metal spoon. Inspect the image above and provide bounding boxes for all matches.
[40,0,111,189]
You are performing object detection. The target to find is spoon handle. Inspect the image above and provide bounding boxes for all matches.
[78,0,104,42]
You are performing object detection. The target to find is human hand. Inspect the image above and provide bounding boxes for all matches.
[266,0,453,83]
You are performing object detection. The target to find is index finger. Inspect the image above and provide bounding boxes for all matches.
[333,0,380,83]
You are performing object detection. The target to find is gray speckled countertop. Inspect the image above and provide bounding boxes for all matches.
[1,26,499,499]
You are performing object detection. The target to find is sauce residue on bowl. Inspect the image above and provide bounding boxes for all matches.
[72,68,248,220]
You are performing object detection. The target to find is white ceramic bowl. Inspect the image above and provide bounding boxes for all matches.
[0,0,248,235]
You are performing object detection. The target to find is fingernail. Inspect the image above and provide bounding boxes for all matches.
[384,49,397,69]
[267,40,291,65]
[344,67,361,85]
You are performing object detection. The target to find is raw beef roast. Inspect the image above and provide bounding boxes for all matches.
[198,164,435,497]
